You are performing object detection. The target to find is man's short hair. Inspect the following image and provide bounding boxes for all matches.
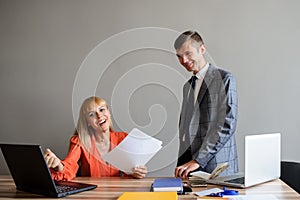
[174,30,204,50]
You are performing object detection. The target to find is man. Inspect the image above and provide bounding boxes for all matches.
[174,30,238,178]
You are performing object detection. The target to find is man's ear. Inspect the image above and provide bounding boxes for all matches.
[200,44,206,54]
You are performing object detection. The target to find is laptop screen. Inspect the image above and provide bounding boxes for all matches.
[244,133,281,187]
[0,143,97,197]
[0,144,58,194]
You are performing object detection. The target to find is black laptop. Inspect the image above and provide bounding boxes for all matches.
[0,143,97,198]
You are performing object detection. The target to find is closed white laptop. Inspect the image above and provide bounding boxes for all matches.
[207,133,281,188]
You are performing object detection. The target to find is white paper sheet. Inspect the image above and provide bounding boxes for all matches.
[195,189,278,200]
[194,188,224,196]
[102,128,162,173]
[223,194,278,200]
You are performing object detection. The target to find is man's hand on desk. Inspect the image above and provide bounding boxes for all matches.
[175,160,200,179]
[131,166,147,179]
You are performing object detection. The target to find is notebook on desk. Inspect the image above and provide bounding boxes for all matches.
[206,133,281,188]
[0,143,97,197]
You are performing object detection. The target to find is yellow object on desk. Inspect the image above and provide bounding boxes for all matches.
[118,191,178,200]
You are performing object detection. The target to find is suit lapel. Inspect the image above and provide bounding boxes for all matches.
[196,64,216,105]
[180,64,218,139]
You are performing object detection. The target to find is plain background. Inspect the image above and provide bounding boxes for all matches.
[1,0,299,176]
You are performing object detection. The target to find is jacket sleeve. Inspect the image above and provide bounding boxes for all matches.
[195,72,238,168]
[51,136,81,181]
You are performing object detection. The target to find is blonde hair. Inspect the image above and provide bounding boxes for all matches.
[74,96,113,152]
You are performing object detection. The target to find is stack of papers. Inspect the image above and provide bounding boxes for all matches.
[102,128,162,173]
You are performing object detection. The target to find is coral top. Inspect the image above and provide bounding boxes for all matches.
[51,131,128,181]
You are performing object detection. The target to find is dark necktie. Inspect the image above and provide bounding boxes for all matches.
[188,76,197,103]
[190,75,197,90]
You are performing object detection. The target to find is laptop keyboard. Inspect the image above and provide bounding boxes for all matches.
[225,177,245,184]
[56,185,78,193]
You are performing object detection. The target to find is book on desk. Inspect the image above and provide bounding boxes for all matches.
[189,162,229,187]
[151,177,183,193]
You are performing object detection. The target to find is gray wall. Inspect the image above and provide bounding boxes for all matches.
[1,0,299,175]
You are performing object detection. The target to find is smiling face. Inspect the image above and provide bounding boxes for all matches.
[176,40,206,74]
[85,101,111,133]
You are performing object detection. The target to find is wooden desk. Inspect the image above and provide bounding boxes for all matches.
[0,175,299,199]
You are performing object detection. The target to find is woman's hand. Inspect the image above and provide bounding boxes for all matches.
[44,148,64,172]
[131,166,147,179]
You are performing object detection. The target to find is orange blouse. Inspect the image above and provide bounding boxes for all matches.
[51,131,128,181]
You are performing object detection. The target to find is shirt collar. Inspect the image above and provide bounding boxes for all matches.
[195,63,209,79]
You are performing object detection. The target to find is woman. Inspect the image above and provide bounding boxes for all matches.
[44,96,147,180]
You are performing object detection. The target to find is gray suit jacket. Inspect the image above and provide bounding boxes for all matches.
[179,64,238,175]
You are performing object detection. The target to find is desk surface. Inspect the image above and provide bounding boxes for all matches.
[0,176,299,199]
